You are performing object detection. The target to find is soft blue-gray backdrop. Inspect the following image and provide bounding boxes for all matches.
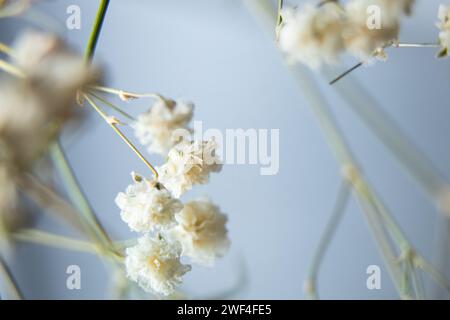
[1,0,450,299]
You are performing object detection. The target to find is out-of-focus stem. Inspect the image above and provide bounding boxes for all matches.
[19,174,87,234]
[50,142,114,251]
[305,181,350,299]
[89,85,165,102]
[13,229,98,254]
[84,0,110,62]
[0,59,25,78]
[0,254,23,300]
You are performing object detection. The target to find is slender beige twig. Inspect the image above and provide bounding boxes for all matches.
[83,93,159,179]
[89,85,165,102]
[87,91,136,121]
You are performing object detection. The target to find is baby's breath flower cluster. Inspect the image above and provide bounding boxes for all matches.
[116,102,229,296]
[278,0,415,68]
[158,139,223,198]
[133,98,194,156]
[0,31,100,243]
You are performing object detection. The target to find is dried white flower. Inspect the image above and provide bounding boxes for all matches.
[437,5,450,57]
[343,0,413,61]
[115,172,183,233]
[125,235,191,296]
[278,3,346,69]
[133,99,194,156]
[158,139,222,198]
[168,198,230,267]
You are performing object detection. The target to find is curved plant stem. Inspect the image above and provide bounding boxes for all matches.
[84,0,110,62]
[0,254,23,300]
[305,180,350,299]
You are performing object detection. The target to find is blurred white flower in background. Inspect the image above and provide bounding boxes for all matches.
[168,198,230,267]
[278,2,346,69]
[133,98,194,156]
[343,0,402,61]
[115,172,183,233]
[125,235,191,296]
[278,0,415,66]
[0,31,100,169]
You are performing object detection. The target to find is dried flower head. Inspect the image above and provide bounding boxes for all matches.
[158,139,222,198]
[343,0,404,61]
[278,3,346,69]
[115,172,183,233]
[437,4,450,57]
[125,235,191,296]
[168,198,230,267]
[133,98,194,156]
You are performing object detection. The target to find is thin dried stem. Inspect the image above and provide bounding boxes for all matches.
[305,180,350,299]
[329,62,363,85]
[83,94,159,179]
[395,43,440,48]
[89,85,166,102]
[87,91,136,121]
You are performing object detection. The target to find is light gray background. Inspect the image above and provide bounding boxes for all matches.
[1,0,450,299]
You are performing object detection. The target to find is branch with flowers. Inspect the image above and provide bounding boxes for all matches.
[0,0,231,299]
[1,0,450,300]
